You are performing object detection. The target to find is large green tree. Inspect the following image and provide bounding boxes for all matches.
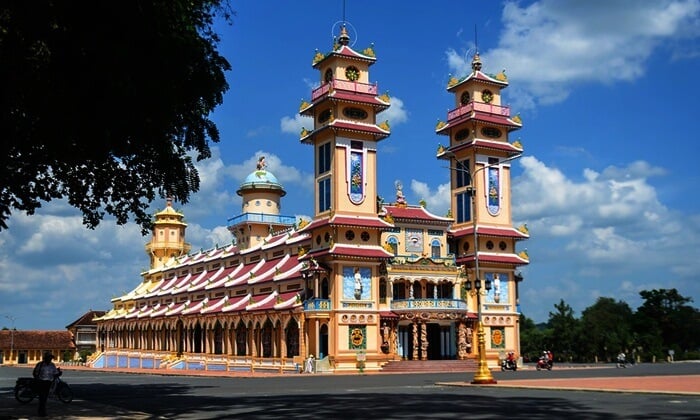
[634,288,700,358]
[546,299,580,362]
[0,1,232,233]
[579,297,634,362]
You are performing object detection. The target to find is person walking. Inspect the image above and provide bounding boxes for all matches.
[33,352,61,417]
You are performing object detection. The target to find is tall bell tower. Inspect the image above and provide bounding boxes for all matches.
[436,52,529,358]
[299,25,391,219]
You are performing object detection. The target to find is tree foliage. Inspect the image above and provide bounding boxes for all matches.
[520,289,700,363]
[0,1,232,233]
[579,297,633,361]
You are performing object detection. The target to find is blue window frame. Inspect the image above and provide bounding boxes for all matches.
[318,142,331,175]
[456,159,470,188]
[431,239,441,258]
[318,178,331,212]
[456,192,471,223]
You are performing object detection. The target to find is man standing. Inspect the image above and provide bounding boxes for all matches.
[33,352,61,417]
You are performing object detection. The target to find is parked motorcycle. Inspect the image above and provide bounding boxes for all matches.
[14,374,73,404]
[501,359,517,371]
[535,357,552,371]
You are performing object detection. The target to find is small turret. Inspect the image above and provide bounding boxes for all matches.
[144,198,191,270]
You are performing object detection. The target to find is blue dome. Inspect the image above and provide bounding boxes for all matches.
[237,169,286,196]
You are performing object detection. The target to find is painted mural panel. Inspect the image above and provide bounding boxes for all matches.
[349,151,364,203]
[343,266,371,300]
[484,272,508,304]
[404,228,423,253]
[487,165,501,215]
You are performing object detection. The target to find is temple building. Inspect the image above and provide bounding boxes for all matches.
[93,24,528,373]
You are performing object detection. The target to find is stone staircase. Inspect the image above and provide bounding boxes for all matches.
[380,359,479,373]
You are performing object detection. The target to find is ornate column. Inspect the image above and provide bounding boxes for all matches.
[412,321,418,360]
[420,322,428,360]
[457,321,467,360]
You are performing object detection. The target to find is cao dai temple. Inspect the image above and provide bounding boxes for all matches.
[93,25,529,373]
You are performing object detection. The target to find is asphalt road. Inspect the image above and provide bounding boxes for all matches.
[1,363,699,419]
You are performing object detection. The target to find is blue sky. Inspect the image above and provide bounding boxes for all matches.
[2,0,700,330]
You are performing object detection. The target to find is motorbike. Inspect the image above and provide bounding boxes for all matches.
[501,358,517,371]
[616,355,628,368]
[535,357,552,371]
[14,374,73,404]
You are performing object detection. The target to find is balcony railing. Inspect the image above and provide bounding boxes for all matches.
[311,80,379,101]
[304,299,332,311]
[390,298,467,311]
[446,100,510,122]
[227,213,296,226]
[389,254,456,266]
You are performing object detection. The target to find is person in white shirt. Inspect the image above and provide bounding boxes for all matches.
[33,352,61,417]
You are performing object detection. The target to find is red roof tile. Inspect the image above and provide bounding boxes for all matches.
[0,330,74,350]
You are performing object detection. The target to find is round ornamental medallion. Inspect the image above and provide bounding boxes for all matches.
[345,66,360,81]
[492,329,504,346]
[351,327,364,346]
[345,230,355,240]
[481,90,493,103]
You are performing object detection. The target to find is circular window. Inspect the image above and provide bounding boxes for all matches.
[460,91,470,105]
[318,109,332,124]
[324,68,333,83]
[361,231,370,242]
[345,66,360,81]
[481,90,493,103]
[345,230,355,240]
[499,241,507,251]
[481,127,502,138]
[266,200,272,207]
[343,107,368,120]
[486,240,494,250]
[316,235,321,245]
[455,129,470,142]
[324,232,331,243]
[463,241,470,252]
[255,200,260,206]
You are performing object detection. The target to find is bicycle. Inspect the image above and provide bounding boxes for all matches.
[14,374,74,404]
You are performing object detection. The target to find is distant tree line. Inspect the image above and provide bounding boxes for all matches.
[520,288,700,363]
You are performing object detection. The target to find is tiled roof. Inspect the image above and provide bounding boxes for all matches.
[0,330,74,350]
[65,310,106,328]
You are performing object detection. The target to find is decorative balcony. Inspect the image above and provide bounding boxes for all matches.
[389,254,456,267]
[446,100,510,122]
[226,213,296,226]
[304,299,331,312]
[311,80,379,101]
[390,298,467,311]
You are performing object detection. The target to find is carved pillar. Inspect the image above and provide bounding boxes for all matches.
[457,322,467,360]
[420,322,428,360]
[299,314,306,361]
[412,322,418,360]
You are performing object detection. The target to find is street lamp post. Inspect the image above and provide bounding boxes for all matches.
[3,315,15,365]
[445,151,522,384]
[464,275,494,383]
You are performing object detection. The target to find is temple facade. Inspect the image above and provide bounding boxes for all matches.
[93,24,528,373]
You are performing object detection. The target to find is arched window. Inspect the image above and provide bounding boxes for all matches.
[379,278,387,303]
[387,236,398,255]
[431,239,441,258]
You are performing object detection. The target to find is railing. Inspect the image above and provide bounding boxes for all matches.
[389,254,456,266]
[227,213,296,226]
[311,80,379,101]
[304,299,332,311]
[446,100,511,122]
[391,298,467,311]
